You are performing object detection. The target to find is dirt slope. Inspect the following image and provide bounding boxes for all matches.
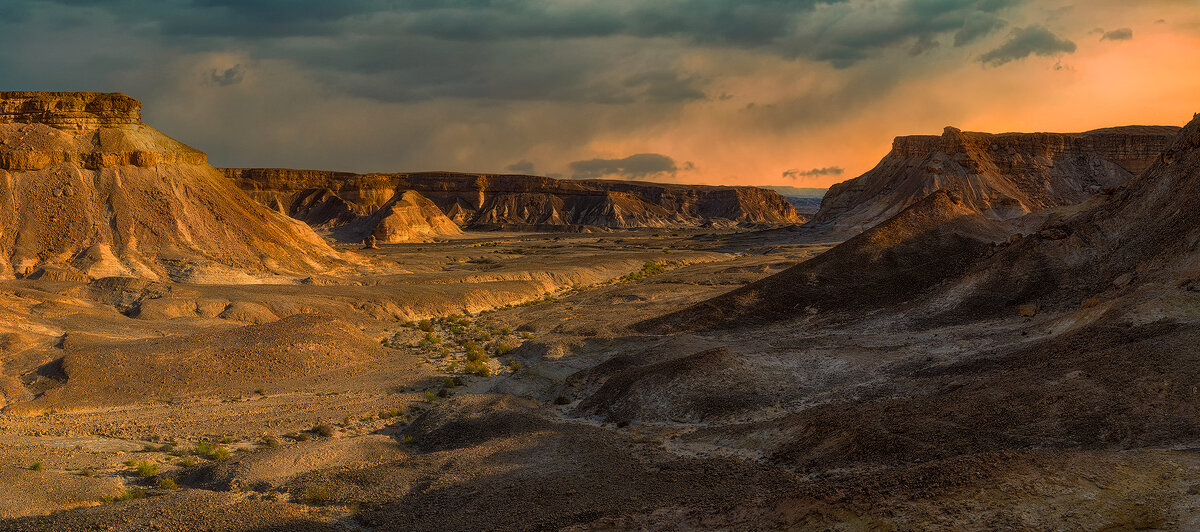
[639,190,1011,332]
[0,92,342,283]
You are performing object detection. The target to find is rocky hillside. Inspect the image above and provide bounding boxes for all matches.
[639,189,1012,332]
[0,92,341,282]
[223,169,803,231]
[811,125,1179,233]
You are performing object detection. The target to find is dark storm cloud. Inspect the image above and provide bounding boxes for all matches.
[569,153,681,180]
[979,25,1076,66]
[783,166,844,180]
[12,0,1031,98]
[208,64,245,86]
[505,160,536,174]
[1101,28,1133,41]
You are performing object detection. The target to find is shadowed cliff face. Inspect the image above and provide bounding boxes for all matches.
[223,169,803,231]
[0,92,342,282]
[812,125,1180,233]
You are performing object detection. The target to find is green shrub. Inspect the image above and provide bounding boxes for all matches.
[135,461,158,478]
[506,359,523,372]
[304,486,331,505]
[463,360,492,377]
[158,478,177,490]
[464,341,486,362]
[220,436,235,445]
[493,341,516,356]
[379,408,403,419]
[30,462,44,471]
[262,435,280,448]
[423,390,438,402]
[418,319,434,332]
[181,458,197,467]
[424,333,442,344]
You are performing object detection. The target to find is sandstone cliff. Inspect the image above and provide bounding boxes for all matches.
[811,125,1179,233]
[0,92,341,282]
[223,169,803,231]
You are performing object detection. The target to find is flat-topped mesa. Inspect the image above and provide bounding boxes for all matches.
[224,168,803,232]
[0,91,205,171]
[0,91,141,128]
[0,91,340,282]
[811,124,1181,232]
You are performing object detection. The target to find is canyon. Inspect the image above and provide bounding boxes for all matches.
[5,91,1200,532]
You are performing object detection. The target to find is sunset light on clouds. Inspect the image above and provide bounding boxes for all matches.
[3,0,1196,188]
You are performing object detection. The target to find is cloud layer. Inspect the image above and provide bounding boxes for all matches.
[0,0,1194,188]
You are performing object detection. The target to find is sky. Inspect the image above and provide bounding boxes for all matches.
[2,1,1198,188]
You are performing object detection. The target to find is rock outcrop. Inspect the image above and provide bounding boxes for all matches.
[811,125,1179,233]
[0,92,341,282]
[355,190,462,243]
[224,169,803,231]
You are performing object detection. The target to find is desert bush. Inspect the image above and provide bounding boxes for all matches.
[158,478,177,490]
[423,390,438,402]
[141,444,162,452]
[464,341,486,362]
[380,408,403,419]
[262,435,280,448]
[304,486,331,505]
[506,359,523,371]
[493,341,516,356]
[424,333,442,344]
[30,462,44,471]
[418,319,434,332]
[181,458,197,467]
[135,461,158,478]
[80,468,96,477]
[220,436,235,445]
[314,424,337,437]
[104,489,147,504]
[463,359,492,377]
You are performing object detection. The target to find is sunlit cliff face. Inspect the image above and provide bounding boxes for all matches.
[0,0,1196,188]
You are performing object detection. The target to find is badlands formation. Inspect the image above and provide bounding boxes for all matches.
[810,125,1179,233]
[0,92,341,283]
[5,91,1200,531]
[224,168,803,233]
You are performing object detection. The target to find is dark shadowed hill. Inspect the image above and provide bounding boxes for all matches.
[638,189,1011,333]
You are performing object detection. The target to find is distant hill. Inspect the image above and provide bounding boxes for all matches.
[224,169,805,231]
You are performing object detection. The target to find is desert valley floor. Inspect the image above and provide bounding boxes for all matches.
[6,91,1200,531]
[5,227,1200,531]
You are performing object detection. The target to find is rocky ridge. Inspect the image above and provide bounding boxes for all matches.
[811,125,1179,233]
[223,169,803,231]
